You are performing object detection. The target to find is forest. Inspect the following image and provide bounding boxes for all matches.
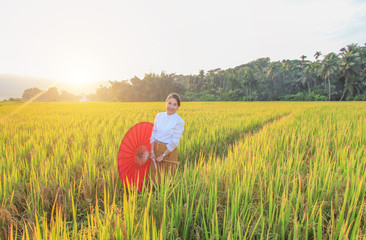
[20,43,366,102]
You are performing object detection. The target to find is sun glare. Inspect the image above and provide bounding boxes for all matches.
[69,71,88,85]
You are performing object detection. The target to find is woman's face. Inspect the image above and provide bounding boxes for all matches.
[166,97,179,115]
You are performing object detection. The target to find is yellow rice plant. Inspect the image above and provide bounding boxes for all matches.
[0,101,364,239]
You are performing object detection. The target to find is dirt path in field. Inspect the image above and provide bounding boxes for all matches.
[214,111,293,160]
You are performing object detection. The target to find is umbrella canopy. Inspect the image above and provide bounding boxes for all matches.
[118,122,154,192]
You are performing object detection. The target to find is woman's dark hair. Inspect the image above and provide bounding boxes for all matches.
[166,93,181,107]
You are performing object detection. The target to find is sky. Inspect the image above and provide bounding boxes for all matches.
[0,0,365,96]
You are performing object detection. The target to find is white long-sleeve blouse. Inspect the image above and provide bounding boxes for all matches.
[150,112,185,152]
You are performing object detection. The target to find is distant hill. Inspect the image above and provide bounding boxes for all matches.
[0,74,105,100]
[0,74,55,100]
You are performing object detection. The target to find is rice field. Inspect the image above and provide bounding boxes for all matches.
[0,102,365,239]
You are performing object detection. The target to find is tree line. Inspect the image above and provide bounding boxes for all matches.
[181,43,365,101]
[21,87,81,102]
[18,43,366,102]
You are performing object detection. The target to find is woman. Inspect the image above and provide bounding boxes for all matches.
[149,93,184,185]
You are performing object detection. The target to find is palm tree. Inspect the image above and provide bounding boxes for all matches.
[341,75,363,98]
[318,53,339,101]
[360,45,366,88]
[314,51,322,61]
[267,63,278,85]
[339,44,362,101]
[300,55,307,62]
[242,67,256,98]
[295,66,314,94]
[267,62,276,78]
[267,62,283,98]
[227,69,240,91]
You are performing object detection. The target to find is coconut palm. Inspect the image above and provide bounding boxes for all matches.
[266,62,279,88]
[300,55,307,62]
[318,53,339,101]
[295,66,314,94]
[342,75,363,98]
[339,44,362,101]
[314,51,322,61]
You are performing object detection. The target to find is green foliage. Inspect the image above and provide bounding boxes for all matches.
[22,87,42,101]
[7,98,22,102]
[281,92,327,101]
[88,72,185,102]
[22,87,81,102]
[347,93,366,101]
[179,43,365,101]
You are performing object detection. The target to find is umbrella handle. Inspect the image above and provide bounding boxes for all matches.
[152,158,157,169]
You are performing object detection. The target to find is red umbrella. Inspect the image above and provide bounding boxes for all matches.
[118,122,155,192]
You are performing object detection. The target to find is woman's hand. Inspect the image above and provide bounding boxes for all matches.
[150,152,156,161]
[156,155,165,162]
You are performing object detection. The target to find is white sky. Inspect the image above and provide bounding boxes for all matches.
[0,0,365,91]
